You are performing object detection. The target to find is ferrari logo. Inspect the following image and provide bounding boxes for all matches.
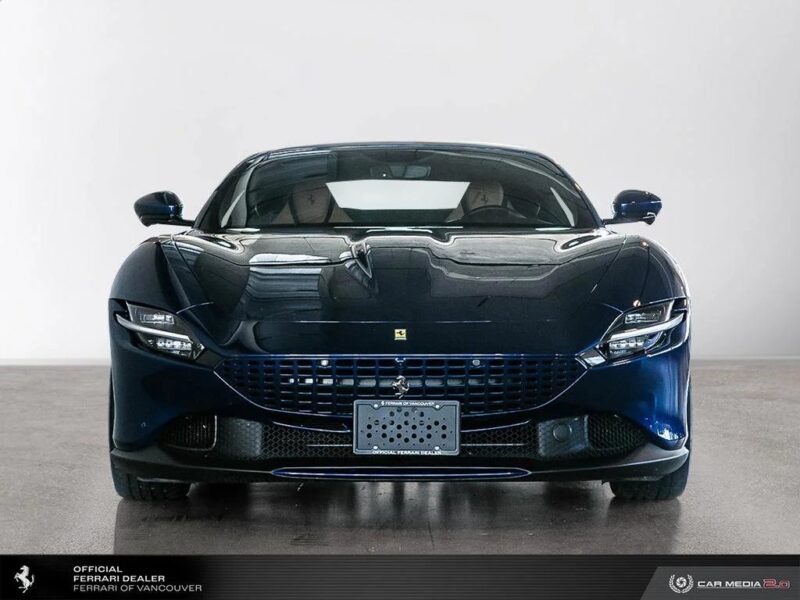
[394,328,407,341]
[392,376,410,398]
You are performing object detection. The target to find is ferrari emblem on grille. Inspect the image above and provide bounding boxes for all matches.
[392,375,410,398]
[394,328,407,341]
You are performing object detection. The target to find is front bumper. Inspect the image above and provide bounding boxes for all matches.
[111,442,688,483]
[111,408,687,483]
[110,303,691,482]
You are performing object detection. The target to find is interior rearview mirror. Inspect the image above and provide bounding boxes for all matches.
[603,190,662,225]
[133,191,194,227]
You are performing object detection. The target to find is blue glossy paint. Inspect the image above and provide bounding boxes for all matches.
[610,190,663,224]
[110,142,691,481]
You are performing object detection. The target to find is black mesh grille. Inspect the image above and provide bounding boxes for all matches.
[159,413,646,460]
[216,355,585,417]
[158,414,216,450]
[461,423,538,457]
[588,413,648,451]
[539,414,648,460]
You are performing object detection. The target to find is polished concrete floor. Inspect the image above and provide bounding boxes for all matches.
[0,360,798,554]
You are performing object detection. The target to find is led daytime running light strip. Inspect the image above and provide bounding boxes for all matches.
[607,314,684,342]
[115,314,193,342]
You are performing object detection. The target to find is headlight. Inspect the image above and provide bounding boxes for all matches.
[581,299,688,365]
[116,303,204,360]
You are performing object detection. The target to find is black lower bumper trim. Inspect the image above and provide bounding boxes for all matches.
[271,467,532,481]
[110,443,688,483]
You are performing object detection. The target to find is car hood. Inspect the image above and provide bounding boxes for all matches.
[162,228,630,354]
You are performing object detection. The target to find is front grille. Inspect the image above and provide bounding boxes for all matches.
[217,355,585,416]
[159,413,646,460]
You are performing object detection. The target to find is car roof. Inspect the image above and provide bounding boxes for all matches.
[255,141,557,164]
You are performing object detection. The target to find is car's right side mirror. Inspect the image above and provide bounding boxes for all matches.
[133,191,194,227]
[603,190,662,225]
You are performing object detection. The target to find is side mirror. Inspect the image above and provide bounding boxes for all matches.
[133,191,194,227]
[603,190,662,225]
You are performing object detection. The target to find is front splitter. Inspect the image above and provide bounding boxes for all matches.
[111,443,688,483]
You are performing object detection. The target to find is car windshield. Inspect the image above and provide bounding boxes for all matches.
[202,147,597,230]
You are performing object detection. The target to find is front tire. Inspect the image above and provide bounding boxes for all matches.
[109,373,190,501]
[111,467,190,501]
[609,454,689,500]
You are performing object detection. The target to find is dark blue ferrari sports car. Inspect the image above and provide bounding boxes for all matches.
[109,142,691,501]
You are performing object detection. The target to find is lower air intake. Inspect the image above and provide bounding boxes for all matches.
[158,413,646,460]
[158,414,216,451]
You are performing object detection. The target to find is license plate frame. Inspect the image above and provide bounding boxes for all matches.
[353,399,460,456]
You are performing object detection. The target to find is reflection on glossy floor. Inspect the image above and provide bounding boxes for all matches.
[112,480,688,553]
[1,361,798,554]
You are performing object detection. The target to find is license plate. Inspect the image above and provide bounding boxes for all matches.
[353,400,460,456]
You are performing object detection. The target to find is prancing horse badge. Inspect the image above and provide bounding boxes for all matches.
[394,328,407,341]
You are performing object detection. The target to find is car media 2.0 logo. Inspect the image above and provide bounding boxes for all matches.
[14,565,35,594]
[669,574,694,594]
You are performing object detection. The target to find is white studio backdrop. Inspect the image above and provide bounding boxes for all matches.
[1,0,798,361]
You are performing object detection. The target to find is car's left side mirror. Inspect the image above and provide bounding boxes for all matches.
[603,190,662,225]
[134,191,194,227]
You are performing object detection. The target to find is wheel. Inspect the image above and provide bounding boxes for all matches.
[111,467,190,501]
[610,384,692,501]
[609,453,689,500]
[109,373,190,501]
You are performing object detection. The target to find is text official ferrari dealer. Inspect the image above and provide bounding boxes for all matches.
[108,142,691,502]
